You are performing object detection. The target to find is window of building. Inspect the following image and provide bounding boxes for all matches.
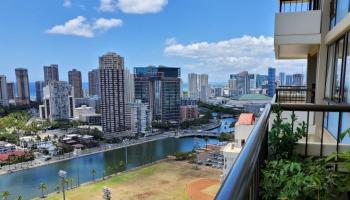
[325,44,336,99]
[336,0,350,24]
[330,0,350,29]
[333,38,344,102]
[344,32,350,103]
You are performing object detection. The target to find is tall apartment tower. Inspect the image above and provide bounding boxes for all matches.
[267,67,276,97]
[286,75,293,86]
[124,69,135,104]
[39,81,74,121]
[6,82,15,100]
[292,74,304,86]
[44,64,59,85]
[134,66,181,123]
[230,71,250,95]
[279,72,285,86]
[99,52,127,140]
[68,69,83,98]
[88,69,100,97]
[188,73,209,99]
[188,73,199,99]
[0,75,9,107]
[15,68,30,106]
[198,74,209,89]
[35,81,45,103]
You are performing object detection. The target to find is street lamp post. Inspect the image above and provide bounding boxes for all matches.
[58,170,67,200]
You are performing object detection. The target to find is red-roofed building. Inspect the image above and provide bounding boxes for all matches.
[0,150,25,161]
[235,113,256,126]
[235,113,256,147]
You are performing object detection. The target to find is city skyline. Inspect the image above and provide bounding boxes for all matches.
[0,0,306,82]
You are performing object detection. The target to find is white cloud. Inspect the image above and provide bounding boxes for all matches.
[94,18,123,31]
[46,16,123,38]
[99,0,118,12]
[164,35,306,81]
[99,0,168,14]
[63,0,72,7]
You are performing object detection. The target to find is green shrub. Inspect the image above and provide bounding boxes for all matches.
[269,106,307,159]
[260,158,341,200]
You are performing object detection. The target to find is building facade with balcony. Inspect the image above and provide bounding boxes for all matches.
[216,1,350,199]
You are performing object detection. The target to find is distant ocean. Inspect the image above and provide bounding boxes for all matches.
[29,82,89,99]
[28,82,226,99]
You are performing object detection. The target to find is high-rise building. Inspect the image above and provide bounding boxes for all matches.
[230,71,250,95]
[267,67,276,97]
[188,73,199,99]
[188,73,209,99]
[68,69,83,98]
[134,66,181,123]
[126,100,152,136]
[249,74,256,90]
[286,75,293,86]
[256,74,268,88]
[15,68,30,106]
[0,75,9,107]
[6,82,15,100]
[88,69,100,97]
[124,69,135,104]
[200,85,210,102]
[99,52,127,140]
[35,81,45,103]
[213,87,223,97]
[198,74,209,89]
[292,73,304,86]
[279,72,285,86]
[39,81,74,121]
[44,64,59,85]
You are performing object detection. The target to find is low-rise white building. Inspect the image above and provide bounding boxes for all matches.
[126,100,152,136]
[222,113,256,181]
[0,141,16,154]
[74,105,96,120]
[222,142,242,181]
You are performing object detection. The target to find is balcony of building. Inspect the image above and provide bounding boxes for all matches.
[215,93,350,199]
[275,0,321,59]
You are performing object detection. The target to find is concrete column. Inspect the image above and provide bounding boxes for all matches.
[314,0,330,137]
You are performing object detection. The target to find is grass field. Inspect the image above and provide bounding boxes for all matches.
[42,160,221,200]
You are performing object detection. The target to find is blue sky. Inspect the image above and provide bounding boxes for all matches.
[0,0,304,83]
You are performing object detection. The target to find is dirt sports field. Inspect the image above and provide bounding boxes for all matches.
[44,160,222,200]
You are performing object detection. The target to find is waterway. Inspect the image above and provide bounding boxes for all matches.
[210,113,236,133]
[0,137,219,200]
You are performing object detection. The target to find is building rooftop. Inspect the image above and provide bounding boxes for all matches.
[237,94,272,101]
[223,143,241,153]
[236,113,255,126]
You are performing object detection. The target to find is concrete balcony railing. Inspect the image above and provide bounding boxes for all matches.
[276,86,315,103]
[274,2,321,59]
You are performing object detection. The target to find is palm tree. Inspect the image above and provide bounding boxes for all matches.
[69,178,73,189]
[38,183,48,198]
[16,195,23,200]
[119,160,125,170]
[55,185,60,193]
[91,169,96,181]
[1,191,11,200]
[64,179,69,190]
[204,136,209,151]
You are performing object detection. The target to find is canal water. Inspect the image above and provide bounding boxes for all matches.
[0,137,219,200]
[211,117,235,133]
